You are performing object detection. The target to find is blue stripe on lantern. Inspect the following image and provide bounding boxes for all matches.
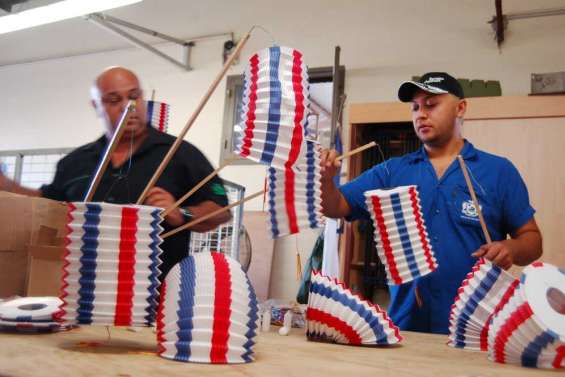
[390,193,419,278]
[260,46,282,165]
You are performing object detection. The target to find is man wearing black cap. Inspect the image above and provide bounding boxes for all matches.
[320,72,542,334]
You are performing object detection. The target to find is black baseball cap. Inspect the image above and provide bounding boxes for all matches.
[398,72,464,102]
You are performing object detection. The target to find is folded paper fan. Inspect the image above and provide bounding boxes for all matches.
[487,262,565,369]
[157,252,259,364]
[306,271,402,346]
[448,258,519,351]
[58,202,163,327]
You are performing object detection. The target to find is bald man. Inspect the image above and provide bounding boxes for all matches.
[0,67,230,277]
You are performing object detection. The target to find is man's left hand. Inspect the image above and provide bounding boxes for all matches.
[144,187,184,227]
[472,241,514,270]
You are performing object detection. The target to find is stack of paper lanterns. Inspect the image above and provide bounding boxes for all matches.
[235,46,324,238]
[488,262,565,369]
[58,202,163,327]
[156,252,258,364]
[364,185,438,285]
[306,271,402,346]
[0,297,68,333]
[449,260,565,369]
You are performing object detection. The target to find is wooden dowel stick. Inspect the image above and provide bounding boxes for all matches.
[136,28,253,204]
[335,141,376,162]
[457,155,492,244]
[83,100,136,201]
[162,141,376,239]
[162,190,264,239]
[162,158,235,217]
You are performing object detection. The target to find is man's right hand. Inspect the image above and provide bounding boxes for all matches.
[0,170,41,197]
[320,148,341,183]
[0,170,11,192]
[319,148,351,219]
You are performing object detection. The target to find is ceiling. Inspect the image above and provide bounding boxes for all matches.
[1,0,565,68]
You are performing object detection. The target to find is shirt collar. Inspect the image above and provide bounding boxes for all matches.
[84,124,170,155]
[407,139,478,164]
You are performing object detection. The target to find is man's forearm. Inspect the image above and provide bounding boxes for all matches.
[321,179,351,219]
[504,229,543,266]
[0,175,41,197]
[184,200,231,233]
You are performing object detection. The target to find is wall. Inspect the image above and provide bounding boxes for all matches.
[1,0,565,300]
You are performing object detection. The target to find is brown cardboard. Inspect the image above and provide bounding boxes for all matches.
[0,191,67,298]
[26,245,65,297]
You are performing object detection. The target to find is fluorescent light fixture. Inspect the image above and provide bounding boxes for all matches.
[0,0,143,35]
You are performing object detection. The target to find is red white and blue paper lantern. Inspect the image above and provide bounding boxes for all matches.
[364,186,438,285]
[266,140,324,238]
[0,297,69,333]
[488,262,565,369]
[448,258,519,351]
[156,252,258,364]
[58,202,163,327]
[235,46,311,170]
[306,271,402,345]
[146,100,170,133]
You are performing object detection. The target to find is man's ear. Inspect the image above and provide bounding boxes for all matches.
[456,99,467,118]
[91,99,104,118]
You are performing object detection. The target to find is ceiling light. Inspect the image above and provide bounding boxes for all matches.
[0,0,143,35]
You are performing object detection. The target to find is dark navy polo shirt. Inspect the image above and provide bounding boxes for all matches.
[40,126,228,278]
[340,140,535,334]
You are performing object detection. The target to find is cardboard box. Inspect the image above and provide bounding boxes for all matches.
[26,245,65,297]
[0,191,67,298]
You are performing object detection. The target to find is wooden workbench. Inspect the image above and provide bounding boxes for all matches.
[0,326,562,377]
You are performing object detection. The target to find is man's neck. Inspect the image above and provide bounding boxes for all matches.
[424,137,465,179]
[110,129,149,167]
[424,137,465,160]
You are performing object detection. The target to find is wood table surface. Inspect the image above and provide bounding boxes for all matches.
[0,325,562,377]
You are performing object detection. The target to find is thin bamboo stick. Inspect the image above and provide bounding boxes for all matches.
[457,155,492,243]
[162,158,235,217]
[161,141,377,239]
[335,141,376,162]
[83,100,136,201]
[162,190,264,239]
[136,28,253,204]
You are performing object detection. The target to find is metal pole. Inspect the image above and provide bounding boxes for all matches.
[92,13,190,46]
[330,46,341,148]
[87,13,192,71]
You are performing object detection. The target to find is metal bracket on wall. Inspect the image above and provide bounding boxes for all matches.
[86,12,195,71]
[489,1,565,48]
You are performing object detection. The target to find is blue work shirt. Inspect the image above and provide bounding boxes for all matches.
[339,140,535,334]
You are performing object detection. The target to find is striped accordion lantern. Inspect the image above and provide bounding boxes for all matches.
[267,140,324,238]
[487,262,565,369]
[0,297,69,333]
[235,45,311,171]
[364,186,438,285]
[146,100,170,133]
[448,258,519,351]
[156,252,259,364]
[235,45,325,239]
[306,271,402,346]
[58,202,163,326]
